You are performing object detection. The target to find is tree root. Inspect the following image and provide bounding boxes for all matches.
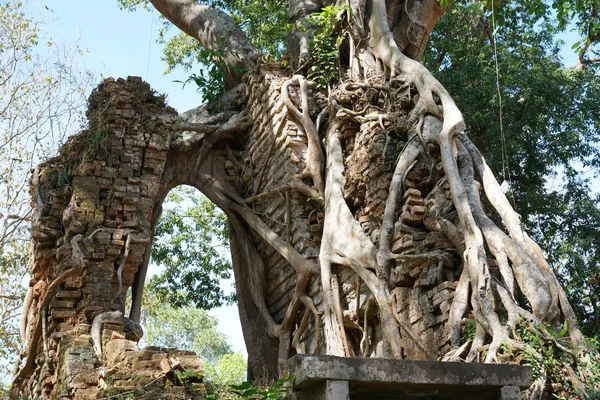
[112,234,150,304]
[92,311,124,357]
[292,294,322,354]
[11,265,83,392]
[281,75,325,194]
[377,132,422,282]
[243,181,321,204]
[19,286,33,346]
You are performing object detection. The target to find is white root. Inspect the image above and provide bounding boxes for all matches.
[112,234,151,304]
[281,75,325,194]
[20,287,33,346]
[92,310,124,357]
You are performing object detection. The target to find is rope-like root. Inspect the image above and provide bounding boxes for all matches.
[359,296,375,355]
[19,287,33,345]
[195,160,319,367]
[11,265,83,392]
[460,135,585,345]
[112,234,151,303]
[319,116,406,358]
[228,214,281,340]
[291,295,322,354]
[92,311,123,357]
[41,308,49,363]
[242,181,321,204]
[281,75,325,194]
[361,0,591,374]
[377,131,422,282]
[91,310,143,358]
[278,272,315,371]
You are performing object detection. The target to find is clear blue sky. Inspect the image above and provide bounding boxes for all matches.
[37,0,201,112]
[34,0,247,354]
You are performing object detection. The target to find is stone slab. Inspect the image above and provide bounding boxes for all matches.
[286,355,531,398]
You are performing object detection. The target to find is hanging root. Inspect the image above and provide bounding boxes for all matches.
[292,295,322,354]
[282,75,325,194]
[112,234,150,304]
[92,311,124,357]
[377,131,422,282]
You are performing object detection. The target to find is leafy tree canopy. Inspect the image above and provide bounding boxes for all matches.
[149,186,234,309]
[141,286,246,384]
[117,0,599,68]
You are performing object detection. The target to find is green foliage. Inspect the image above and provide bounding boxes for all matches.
[84,127,109,157]
[423,0,600,335]
[227,377,293,400]
[176,370,204,387]
[206,353,247,386]
[206,0,290,58]
[461,319,476,343]
[118,0,290,107]
[551,0,600,57]
[48,156,73,189]
[176,47,245,111]
[0,240,28,384]
[142,286,233,363]
[206,377,292,400]
[582,337,600,399]
[507,322,600,398]
[150,186,233,309]
[141,287,247,394]
[305,5,349,89]
[515,322,562,380]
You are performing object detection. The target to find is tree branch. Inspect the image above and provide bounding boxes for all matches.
[149,0,258,82]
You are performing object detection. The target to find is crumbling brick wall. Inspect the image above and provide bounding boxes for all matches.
[15,77,204,399]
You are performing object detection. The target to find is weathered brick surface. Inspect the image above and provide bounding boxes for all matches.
[20,77,204,399]
[22,71,465,398]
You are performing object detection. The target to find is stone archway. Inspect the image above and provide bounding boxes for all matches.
[13,74,285,398]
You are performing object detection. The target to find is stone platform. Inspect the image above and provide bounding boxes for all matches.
[285,355,531,400]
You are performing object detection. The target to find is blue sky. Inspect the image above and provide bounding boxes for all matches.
[37,0,201,112]
[34,0,247,354]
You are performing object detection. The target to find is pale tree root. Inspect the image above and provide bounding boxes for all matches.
[227,214,281,340]
[91,311,143,358]
[318,113,407,358]
[112,234,151,304]
[192,158,322,373]
[355,4,597,398]
[460,135,585,345]
[281,75,326,194]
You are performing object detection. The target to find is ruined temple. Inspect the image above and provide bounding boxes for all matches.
[12,71,532,399]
